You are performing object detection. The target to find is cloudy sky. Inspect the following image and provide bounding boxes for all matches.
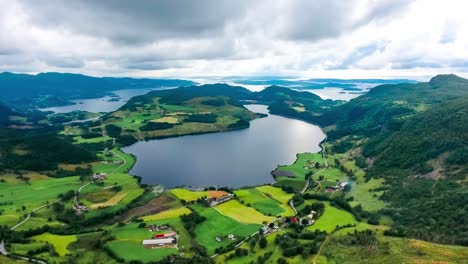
[1,0,468,79]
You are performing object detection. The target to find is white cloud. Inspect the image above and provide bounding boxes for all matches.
[0,0,467,79]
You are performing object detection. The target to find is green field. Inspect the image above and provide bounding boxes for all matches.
[307,202,358,233]
[190,204,261,254]
[234,188,285,216]
[106,240,177,263]
[276,153,324,177]
[214,200,276,224]
[33,233,77,256]
[107,220,181,263]
[319,228,468,264]
[256,186,292,203]
[0,175,80,223]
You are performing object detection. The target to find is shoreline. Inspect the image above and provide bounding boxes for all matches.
[122,107,328,192]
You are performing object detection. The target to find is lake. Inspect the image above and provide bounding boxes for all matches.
[39,87,170,113]
[122,105,326,188]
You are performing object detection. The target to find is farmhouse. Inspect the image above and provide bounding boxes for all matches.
[142,238,175,248]
[206,193,234,207]
[92,172,107,181]
[73,204,88,215]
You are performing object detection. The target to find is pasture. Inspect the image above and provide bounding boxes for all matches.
[307,202,357,233]
[234,188,285,216]
[190,204,260,254]
[141,207,191,221]
[214,200,276,224]
[33,233,77,256]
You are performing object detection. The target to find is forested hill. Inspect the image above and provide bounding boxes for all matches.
[0,72,195,110]
[303,74,468,245]
[121,83,253,109]
[251,85,343,118]
[0,103,14,127]
[312,74,468,139]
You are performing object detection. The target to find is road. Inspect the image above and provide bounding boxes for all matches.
[73,149,127,207]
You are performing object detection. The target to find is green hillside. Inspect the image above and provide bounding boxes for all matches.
[98,84,261,143]
[0,72,195,110]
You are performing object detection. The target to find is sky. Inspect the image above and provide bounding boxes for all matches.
[1,0,468,80]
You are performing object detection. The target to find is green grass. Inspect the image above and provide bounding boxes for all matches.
[307,202,358,233]
[320,230,468,264]
[214,200,276,224]
[106,240,177,263]
[234,188,285,216]
[255,185,295,216]
[107,221,178,263]
[190,204,261,254]
[0,176,80,223]
[33,233,77,256]
[107,215,194,262]
[276,153,324,179]
[340,157,385,212]
[215,232,308,264]
[273,178,306,192]
[84,148,144,218]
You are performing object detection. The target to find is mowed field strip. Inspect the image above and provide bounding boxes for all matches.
[89,192,128,209]
[214,200,276,224]
[255,185,295,216]
[141,207,191,221]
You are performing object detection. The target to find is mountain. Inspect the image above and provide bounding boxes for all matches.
[309,74,468,245]
[252,85,342,119]
[0,72,196,110]
[313,74,468,139]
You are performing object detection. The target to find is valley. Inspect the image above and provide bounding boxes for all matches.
[0,76,466,264]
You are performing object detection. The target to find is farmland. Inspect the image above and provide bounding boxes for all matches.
[190,204,261,254]
[32,233,77,256]
[214,200,276,224]
[234,188,285,216]
[306,202,358,233]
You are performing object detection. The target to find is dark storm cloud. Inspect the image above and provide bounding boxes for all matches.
[18,0,251,44]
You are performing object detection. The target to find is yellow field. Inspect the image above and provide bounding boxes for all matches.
[256,186,293,203]
[170,188,208,202]
[33,233,77,256]
[89,192,128,209]
[292,106,306,112]
[151,116,178,124]
[141,207,191,221]
[214,200,276,224]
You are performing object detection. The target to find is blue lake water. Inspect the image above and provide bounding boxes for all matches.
[39,88,169,113]
[122,105,326,188]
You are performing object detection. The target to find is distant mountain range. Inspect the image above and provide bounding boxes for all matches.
[232,78,417,90]
[0,72,196,111]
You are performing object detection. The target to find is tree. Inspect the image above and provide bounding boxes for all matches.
[315,162,320,169]
[259,237,268,248]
